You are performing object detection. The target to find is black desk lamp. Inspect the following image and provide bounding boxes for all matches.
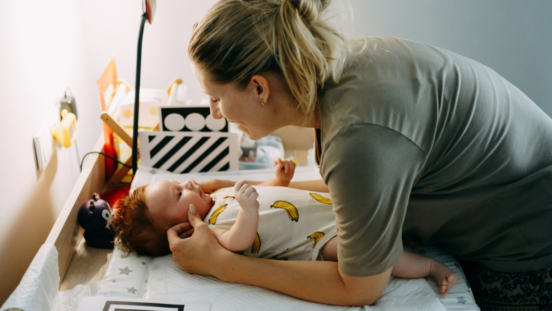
[132,0,157,174]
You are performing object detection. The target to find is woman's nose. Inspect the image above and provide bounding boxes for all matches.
[210,101,223,119]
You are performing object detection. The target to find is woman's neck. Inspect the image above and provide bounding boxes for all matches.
[266,72,321,129]
[288,100,321,129]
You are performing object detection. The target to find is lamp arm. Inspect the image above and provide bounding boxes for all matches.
[132,12,148,174]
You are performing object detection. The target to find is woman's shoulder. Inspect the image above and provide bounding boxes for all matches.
[318,36,449,161]
[330,36,470,91]
[321,36,437,114]
[341,36,446,68]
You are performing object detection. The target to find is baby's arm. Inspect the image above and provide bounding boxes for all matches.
[209,180,259,252]
[287,179,329,193]
[196,159,294,193]
[259,158,329,192]
[198,159,329,193]
[257,158,296,187]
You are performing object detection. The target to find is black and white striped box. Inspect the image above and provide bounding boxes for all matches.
[139,132,239,173]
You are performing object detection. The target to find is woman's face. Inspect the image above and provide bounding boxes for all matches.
[145,179,213,229]
[192,63,279,140]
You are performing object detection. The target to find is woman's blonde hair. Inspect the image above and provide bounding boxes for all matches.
[189,0,354,123]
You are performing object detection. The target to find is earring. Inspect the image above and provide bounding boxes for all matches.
[261,99,266,106]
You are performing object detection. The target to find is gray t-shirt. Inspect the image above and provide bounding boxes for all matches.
[316,36,552,277]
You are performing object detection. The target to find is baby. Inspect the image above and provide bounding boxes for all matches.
[113,159,458,295]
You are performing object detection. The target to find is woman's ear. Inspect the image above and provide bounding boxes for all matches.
[250,74,270,105]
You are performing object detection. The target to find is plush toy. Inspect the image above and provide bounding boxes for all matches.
[78,193,115,249]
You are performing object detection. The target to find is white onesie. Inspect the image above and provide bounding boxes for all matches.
[204,186,337,261]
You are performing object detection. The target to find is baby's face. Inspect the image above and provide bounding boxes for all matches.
[145,179,213,228]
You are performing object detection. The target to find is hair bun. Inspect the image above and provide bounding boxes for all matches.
[290,0,330,24]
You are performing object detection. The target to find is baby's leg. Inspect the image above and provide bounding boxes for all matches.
[393,250,458,296]
[320,238,458,295]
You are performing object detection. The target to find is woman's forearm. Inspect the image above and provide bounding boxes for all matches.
[214,252,373,306]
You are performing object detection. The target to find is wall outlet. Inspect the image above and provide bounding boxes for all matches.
[33,107,59,171]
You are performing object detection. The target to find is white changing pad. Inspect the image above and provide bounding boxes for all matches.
[3,167,478,311]
[142,252,444,311]
[123,166,480,311]
[98,245,478,311]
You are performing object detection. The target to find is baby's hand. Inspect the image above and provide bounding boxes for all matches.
[234,180,260,212]
[274,158,296,186]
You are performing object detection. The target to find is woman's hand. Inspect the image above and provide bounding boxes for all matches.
[167,204,228,275]
[175,221,195,239]
[195,179,236,194]
[274,158,296,186]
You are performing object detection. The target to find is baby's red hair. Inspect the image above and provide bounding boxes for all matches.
[112,185,171,256]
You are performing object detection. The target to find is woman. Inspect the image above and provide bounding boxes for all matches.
[167,0,552,309]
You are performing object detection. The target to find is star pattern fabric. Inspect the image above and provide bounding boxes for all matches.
[457,296,466,304]
[127,287,137,294]
[119,266,133,276]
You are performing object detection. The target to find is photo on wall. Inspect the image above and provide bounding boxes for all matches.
[159,106,228,132]
[139,131,239,174]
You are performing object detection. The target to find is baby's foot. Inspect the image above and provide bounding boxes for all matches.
[429,260,458,295]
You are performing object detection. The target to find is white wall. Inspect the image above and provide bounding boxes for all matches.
[0,0,217,303]
[0,0,550,304]
[77,1,217,106]
[0,0,92,303]
[349,0,552,116]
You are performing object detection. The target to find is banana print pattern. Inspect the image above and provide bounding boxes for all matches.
[310,193,332,204]
[252,233,261,253]
[270,201,299,222]
[214,187,232,193]
[307,232,325,248]
[208,204,227,225]
[206,188,336,260]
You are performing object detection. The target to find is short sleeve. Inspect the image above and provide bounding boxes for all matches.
[321,124,426,277]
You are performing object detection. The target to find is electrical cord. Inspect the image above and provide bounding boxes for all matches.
[80,152,131,173]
